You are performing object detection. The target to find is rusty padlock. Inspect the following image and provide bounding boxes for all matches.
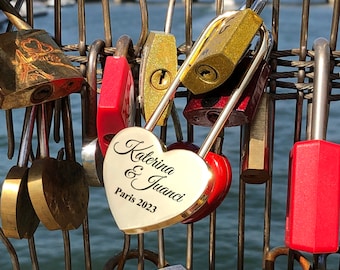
[183,31,272,127]
[0,0,84,109]
[139,0,177,126]
[0,105,39,239]
[97,35,136,156]
[28,102,88,231]
[180,0,267,94]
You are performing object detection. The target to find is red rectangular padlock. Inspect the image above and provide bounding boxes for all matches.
[183,56,270,127]
[285,38,340,253]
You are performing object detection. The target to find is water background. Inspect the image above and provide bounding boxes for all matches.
[0,0,340,269]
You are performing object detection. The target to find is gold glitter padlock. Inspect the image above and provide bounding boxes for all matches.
[181,8,263,95]
[139,0,178,126]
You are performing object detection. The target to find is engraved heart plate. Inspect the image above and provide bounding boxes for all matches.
[103,127,213,234]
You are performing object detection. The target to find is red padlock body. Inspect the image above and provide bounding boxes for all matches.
[286,139,340,253]
[182,152,232,223]
[183,59,270,127]
[97,56,134,156]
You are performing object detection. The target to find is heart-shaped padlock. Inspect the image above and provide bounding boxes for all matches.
[0,1,84,109]
[103,21,271,234]
[97,35,135,156]
[0,106,39,239]
[103,127,213,234]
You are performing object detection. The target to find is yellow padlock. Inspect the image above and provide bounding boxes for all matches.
[139,0,177,126]
[181,8,263,95]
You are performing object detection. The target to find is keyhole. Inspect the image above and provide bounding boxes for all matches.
[196,65,218,82]
[150,69,171,90]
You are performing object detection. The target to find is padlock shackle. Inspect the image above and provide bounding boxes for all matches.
[0,0,31,30]
[144,10,238,131]
[197,25,270,159]
[17,106,37,167]
[311,38,330,141]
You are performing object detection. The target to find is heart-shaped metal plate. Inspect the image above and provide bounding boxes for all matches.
[103,127,213,234]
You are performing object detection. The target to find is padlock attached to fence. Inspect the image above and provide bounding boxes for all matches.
[139,0,178,126]
[0,106,39,239]
[183,28,272,127]
[27,102,88,231]
[102,20,271,233]
[180,0,267,94]
[0,1,84,109]
[285,38,340,253]
[97,35,136,156]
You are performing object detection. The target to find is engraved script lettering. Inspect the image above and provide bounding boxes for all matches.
[113,139,185,202]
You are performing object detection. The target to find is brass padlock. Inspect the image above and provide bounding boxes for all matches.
[181,8,263,94]
[28,103,88,230]
[139,0,177,126]
[240,92,274,184]
[0,1,84,109]
[0,106,39,239]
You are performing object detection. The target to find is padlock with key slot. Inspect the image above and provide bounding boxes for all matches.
[285,38,340,253]
[240,92,274,184]
[102,23,270,234]
[28,102,88,231]
[139,0,178,126]
[0,0,84,109]
[97,35,136,156]
[0,106,39,239]
[180,0,266,95]
[183,31,273,128]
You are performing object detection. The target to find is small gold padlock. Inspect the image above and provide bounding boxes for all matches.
[139,0,178,126]
[139,31,177,126]
[181,8,263,95]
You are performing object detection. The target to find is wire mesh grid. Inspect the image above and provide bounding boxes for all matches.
[0,0,340,269]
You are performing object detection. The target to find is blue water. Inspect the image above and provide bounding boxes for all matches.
[0,1,340,269]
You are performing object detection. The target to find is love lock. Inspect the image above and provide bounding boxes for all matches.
[0,106,39,239]
[0,1,84,109]
[240,92,274,184]
[180,0,267,94]
[103,17,271,234]
[97,35,136,156]
[138,0,177,126]
[286,38,340,253]
[183,31,273,127]
[28,102,88,230]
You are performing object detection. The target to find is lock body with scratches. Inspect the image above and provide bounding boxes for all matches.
[139,31,177,126]
[181,9,263,94]
[0,29,84,109]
